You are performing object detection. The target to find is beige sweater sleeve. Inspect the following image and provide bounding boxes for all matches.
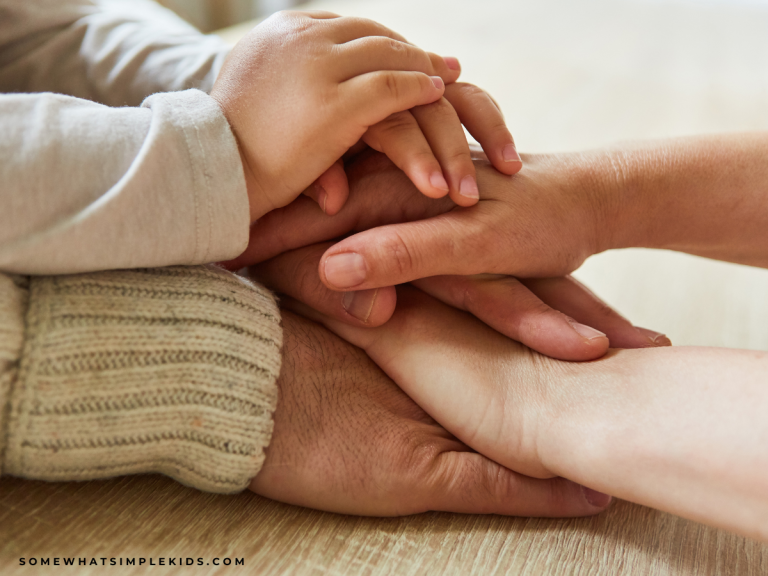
[0,266,282,493]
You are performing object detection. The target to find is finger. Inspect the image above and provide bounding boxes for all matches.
[319,213,486,291]
[337,38,460,83]
[302,160,349,216]
[444,82,522,175]
[225,152,454,269]
[522,276,672,349]
[413,275,610,361]
[339,71,445,129]
[325,15,408,44]
[363,112,450,199]
[250,243,397,327]
[411,98,479,207]
[427,451,611,516]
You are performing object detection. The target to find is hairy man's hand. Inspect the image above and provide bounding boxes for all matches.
[248,311,611,516]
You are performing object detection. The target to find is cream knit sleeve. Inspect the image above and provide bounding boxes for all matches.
[0,265,282,493]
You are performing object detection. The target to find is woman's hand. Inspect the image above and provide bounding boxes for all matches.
[233,151,668,358]
[250,240,669,361]
[249,310,611,517]
[290,283,768,542]
[313,134,768,288]
[285,285,573,480]
[314,149,610,290]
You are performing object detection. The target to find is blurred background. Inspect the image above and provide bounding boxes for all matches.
[156,0,300,31]
[158,0,768,31]
[161,0,768,351]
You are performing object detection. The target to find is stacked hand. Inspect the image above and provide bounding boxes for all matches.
[231,149,669,361]
[243,150,670,518]
[249,309,612,516]
[217,9,676,521]
[211,11,522,221]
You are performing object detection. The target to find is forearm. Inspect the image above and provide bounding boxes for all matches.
[0,267,282,493]
[593,134,768,267]
[545,346,768,540]
[0,90,248,274]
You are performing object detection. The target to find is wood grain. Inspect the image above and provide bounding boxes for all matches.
[4,0,768,573]
[3,475,768,575]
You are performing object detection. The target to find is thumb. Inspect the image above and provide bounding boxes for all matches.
[319,212,488,291]
[302,160,349,216]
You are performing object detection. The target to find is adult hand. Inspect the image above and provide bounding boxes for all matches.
[236,151,670,359]
[312,148,610,291]
[249,310,612,516]
[251,242,668,360]
[282,284,619,482]
[289,285,768,542]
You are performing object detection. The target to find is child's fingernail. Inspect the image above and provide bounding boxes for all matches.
[502,144,522,163]
[459,175,479,199]
[325,253,367,289]
[443,56,460,71]
[635,327,672,347]
[430,76,445,90]
[429,172,449,192]
[567,319,607,341]
[318,189,328,214]
[582,486,612,508]
[342,289,379,323]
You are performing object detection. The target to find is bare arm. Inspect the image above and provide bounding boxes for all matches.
[601,133,768,268]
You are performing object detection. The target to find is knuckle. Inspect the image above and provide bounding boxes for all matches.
[384,37,406,53]
[381,230,416,277]
[414,97,453,117]
[291,252,324,301]
[380,71,402,102]
[453,82,486,98]
[445,148,473,164]
[377,111,415,133]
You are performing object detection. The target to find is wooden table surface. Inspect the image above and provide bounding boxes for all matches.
[4,0,768,573]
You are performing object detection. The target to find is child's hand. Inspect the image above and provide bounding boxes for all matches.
[211,10,459,222]
[361,81,522,207]
[304,81,523,214]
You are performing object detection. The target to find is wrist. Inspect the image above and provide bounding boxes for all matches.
[577,148,656,254]
[238,146,272,223]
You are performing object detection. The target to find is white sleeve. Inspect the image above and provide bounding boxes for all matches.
[0,0,231,105]
[0,89,250,275]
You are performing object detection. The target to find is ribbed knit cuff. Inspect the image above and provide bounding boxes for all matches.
[2,265,281,493]
[0,273,28,475]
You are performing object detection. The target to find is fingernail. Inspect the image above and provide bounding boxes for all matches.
[443,56,460,70]
[582,486,612,508]
[429,171,449,192]
[342,289,379,323]
[635,326,672,347]
[325,253,367,289]
[459,175,479,198]
[318,189,328,214]
[567,319,607,341]
[430,76,445,90]
[502,143,522,163]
